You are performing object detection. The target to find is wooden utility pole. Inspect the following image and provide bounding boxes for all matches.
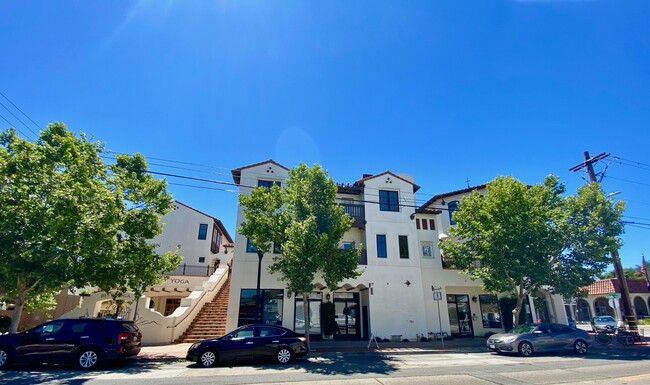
[570,151,637,331]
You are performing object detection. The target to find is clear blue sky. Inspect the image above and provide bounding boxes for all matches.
[2,1,649,270]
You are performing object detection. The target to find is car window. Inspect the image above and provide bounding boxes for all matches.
[230,328,255,339]
[33,320,65,334]
[121,322,140,333]
[550,324,573,333]
[259,326,285,337]
[536,324,552,334]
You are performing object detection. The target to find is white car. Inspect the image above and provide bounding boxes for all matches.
[335,314,355,326]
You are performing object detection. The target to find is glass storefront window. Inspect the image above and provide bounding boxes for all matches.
[479,294,502,328]
[238,289,284,327]
[294,292,322,335]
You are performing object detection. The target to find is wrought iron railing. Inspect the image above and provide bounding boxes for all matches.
[163,264,216,277]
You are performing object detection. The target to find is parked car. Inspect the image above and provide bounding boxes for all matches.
[186,324,308,367]
[591,316,617,332]
[487,323,592,357]
[0,318,142,370]
[335,313,355,326]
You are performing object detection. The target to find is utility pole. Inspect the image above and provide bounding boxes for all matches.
[569,151,637,331]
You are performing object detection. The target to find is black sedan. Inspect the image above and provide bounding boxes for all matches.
[186,324,308,367]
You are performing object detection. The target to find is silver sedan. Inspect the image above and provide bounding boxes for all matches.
[487,323,592,357]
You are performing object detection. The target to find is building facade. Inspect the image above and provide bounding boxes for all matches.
[226,160,568,340]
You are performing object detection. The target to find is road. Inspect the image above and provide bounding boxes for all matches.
[2,349,650,385]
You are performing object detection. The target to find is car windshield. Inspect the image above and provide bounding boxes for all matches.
[509,324,537,334]
[594,316,615,323]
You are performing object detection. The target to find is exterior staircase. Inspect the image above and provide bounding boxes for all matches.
[175,277,230,343]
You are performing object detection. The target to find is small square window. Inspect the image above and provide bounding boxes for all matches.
[198,257,205,263]
[379,190,399,212]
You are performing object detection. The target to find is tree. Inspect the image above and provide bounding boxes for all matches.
[238,163,360,344]
[600,265,648,281]
[0,124,181,333]
[440,175,624,326]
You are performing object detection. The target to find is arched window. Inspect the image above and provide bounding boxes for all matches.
[448,201,459,225]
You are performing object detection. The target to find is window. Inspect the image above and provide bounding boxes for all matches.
[448,201,459,225]
[376,235,387,258]
[198,257,205,263]
[198,223,208,240]
[422,219,428,230]
[342,242,354,250]
[479,294,502,328]
[246,238,258,253]
[416,218,420,229]
[379,190,399,212]
[258,180,281,188]
[429,219,436,230]
[273,242,282,254]
[398,235,409,258]
[237,289,284,327]
[421,241,433,258]
[211,225,222,253]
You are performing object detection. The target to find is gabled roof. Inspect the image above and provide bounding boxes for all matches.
[357,171,421,193]
[231,159,289,185]
[584,279,650,295]
[173,201,234,243]
[419,184,487,210]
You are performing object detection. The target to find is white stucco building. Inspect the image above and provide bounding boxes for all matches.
[63,201,234,344]
[226,160,569,341]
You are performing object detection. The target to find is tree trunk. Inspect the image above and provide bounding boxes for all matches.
[302,293,310,348]
[513,294,526,326]
[9,290,26,334]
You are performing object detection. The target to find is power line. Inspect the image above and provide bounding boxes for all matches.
[0,91,42,135]
[0,100,38,140]
[0,112,30,139]
[604,175,650,189]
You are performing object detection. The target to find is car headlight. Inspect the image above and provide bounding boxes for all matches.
[190,342,201,350]
[502,336,518,343]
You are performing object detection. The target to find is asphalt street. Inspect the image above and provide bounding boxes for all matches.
[2,346,650,385]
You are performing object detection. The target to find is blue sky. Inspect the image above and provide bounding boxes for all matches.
[1,1,649,270]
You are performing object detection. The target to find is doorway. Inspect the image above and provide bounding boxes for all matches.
[447,294,473,337]
[164,298,181,316]
[334,292,360,340]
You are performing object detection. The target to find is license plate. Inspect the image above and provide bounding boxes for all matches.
[489,344,496,349]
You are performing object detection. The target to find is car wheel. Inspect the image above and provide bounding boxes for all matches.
[574,340,588,355]
[276,347,292,364]
[0,347,11,369]
[198,349,218,367]
[518,341,534,357]
[77,348,101,370]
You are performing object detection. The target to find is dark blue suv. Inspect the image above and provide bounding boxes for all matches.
[0,318,142,370]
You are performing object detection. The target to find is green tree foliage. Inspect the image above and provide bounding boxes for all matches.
[600,265,648,280]
[440,175,624,325]
[238,163,360,343]
[0,124,181,333]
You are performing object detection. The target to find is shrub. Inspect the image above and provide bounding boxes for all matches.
[0,316,10,333]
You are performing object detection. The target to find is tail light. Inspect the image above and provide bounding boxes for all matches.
[118,332,131,342]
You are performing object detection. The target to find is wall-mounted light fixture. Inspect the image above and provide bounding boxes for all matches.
[440,199,446,206]
[286,291,292,299]
[369,282,374,295]
[409,213,416,220]
[405,280,411,287]
[325,293,331,301]
[471,296,477,303]
[223,245,229,254]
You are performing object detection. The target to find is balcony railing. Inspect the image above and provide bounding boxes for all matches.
[358,249,367,265]
[163,264,216,277]
[340,203,365,229]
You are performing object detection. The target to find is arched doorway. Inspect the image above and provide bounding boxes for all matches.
[634,296,649,318]
[576,299,592,322]
[594,297,614,317]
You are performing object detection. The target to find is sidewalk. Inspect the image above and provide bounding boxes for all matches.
[138,336,650,362]
[137,338,490,362]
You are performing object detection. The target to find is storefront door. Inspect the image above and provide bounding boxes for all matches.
[334,292,360,340]
[447,294,473,337]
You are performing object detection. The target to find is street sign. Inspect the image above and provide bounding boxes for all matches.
[607,292,621,299]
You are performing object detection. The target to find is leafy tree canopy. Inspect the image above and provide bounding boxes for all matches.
[440,175,624,325]
[0,124,181,333]
[600,264,649,281]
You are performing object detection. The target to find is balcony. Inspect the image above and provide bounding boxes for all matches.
[341,203,366,229]
[163,264,216,277]
[358,249,367,265]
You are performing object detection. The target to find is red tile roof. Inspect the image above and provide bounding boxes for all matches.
[584,279,650,295]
